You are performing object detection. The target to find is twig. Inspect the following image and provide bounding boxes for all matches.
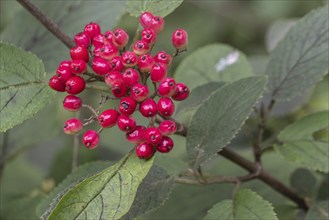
[0,132,10,181]
[72,110,80,172]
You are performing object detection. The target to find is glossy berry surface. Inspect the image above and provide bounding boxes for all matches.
[137,54,155,73]
[144,127,162,145]
[103,30,113,44]
[172,29,188,50]
[82,130,100,149]
[131,84,149,102]
[74,32,91,47]
[59,60,72,69]
[172,82,190,101]
[117,115,136,132]
[65,76,86,95]
[92,57,110,75]
[70,46,89,62]
[159,120,177,135]
[150,63,167,82]
[99,44,119,60]
[109,56,124,72]
[122,51,138,67]
[133,40,150,56]
[111,82,127,98]
[84,22,101,39]
[63,95,82,111]
[139,99,157,117]
[149,16,165,33]
[64,118,83,134]
[158,78,176,97]
[119,97,137,115]
[56,66,73,83]
[140,12,154,28]
[156,136,174,153]
[98,109,120,128]
[154,51,172,67]
[92,34,104,48]
[122,68,140,87]
[136,142,154,160]
[70,60,87,75]
[126,125,146,144]
[49,76,65,92]
[112,28,129,48]
[141,28,157,45]
[157,97,175,117]
[105,71,123,86]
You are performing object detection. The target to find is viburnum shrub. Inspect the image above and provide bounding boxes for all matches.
[49,12,190,159]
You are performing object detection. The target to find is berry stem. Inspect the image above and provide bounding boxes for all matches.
[72,110,80,173]
[16,0,74,49]
[82,104,98,117]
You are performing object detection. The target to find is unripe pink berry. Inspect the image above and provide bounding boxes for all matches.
[141,28,157,45]
[159,120,177,135]
[92,57,111,75]
[144,127,163,145]
[133,40,150,56]
[139,99,157,117]
[136,142,155,160]
[99,44,119,60]
[92,34,104,48]
[82,130,100,149]
[56,66,73,83]
[103,30,113,45]
[131,83,149,102]
[119,97,137,115]
[157,97,175,117]
[109,56,124,72]
[172,29,188,50]
[172,82,190,101]
[70,46,89,62]
[122,68,140,87]
[158,78,176,97]
[117,114,136,132]
[149,16,165,33]
[137,54,155,73]
[49,76,65,92]
[63,95,82,111]
[126,125,146,144]
[140,12,154,28]
[156,136,174,153]
[122,51,138,67]
[112,28,129,48]
[84,22,101,39]
[74,32,91,48]
[65,76,86,95]
[154,51,172,67]
[64,118,83,135]
[98,109,120,128]
[105,71,123,86]
[70,60,87,75]
[111,81,127,98]
[150,63,167,82]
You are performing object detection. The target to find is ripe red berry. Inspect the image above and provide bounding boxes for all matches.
[82,130,100,149]
[136,142,155,159]
[92,57,110,75]
[93,47,101,57]
[59,60,72,69]
[140,12,154,29]
[158,78,176,97]
[103,30,113,45]
[63,118,83,135]
[150,63,167,82]
[70,60,87,75]
[49,76,65,92]
[74,32,91,48]
[105,71,123,86]
[154,51,172,67]
[141,28,157,45]
[56,66,73,83]
[112,28,129,48]
[144,127,162,145]
[111,81,127,98]
[70,46,89,62]
[122,68,140,87]
[139,99,157,117]
[172,29,188,50]
[119,97,137,115]
[99,44,119,60]
[137,54,155,72]
[109,56,124,72]
[122,51,138,67]
[156,136,174,153]
[92,34,104,48]
[157,97,175,117]
[117,114,136,132]
[133,40,150,56]
[131,83,149,102]
[149,16,165,33]
[65,76,86,95]
[84,22,101,39]
[63,95,82,111]
[159,120,177,135]
[126,125,146,144]
[98,109,120,128]
[172,82,190,101]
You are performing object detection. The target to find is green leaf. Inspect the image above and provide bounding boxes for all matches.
[44,154,154,220]
[0,42,54,132]
[305,201,329,220]
[274,111,329,172]
[1,1,127,71]
[290,168,317,197]
[203,188,278,220]
[265,6,329,101]
[121,165,174,219]
[127,0,183,17]
[187,77,266,169]
[175,44,254,90]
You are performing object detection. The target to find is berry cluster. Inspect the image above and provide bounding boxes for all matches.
[49,12,189,160]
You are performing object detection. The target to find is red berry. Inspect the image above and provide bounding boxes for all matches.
[49,76,65,92]
[133,40,150,56]
[99,44,119,60]
[159,120,177,135]
[141,28,157,45]
[117,114,136,132]
[139,99,157,117]
[172,29,188,50]
[126,125,146,144]
[158,78,176,97]
[84,22,101,39]
[92,57,110,75]
[74,32,91,48]
[150,63,167,82]
[111,81,127,98]
[56,66,73,83]
[144,127,162,145]
[70,60,87,75]
[119,97,137,115]
[136,142,155,159]
[137,54,155,73]
[63,95,82,111]
[65,76,86,95]
[98,109,120,128]
[92,34,104,48]
[112,28,129,48]
[82,130,100,149]
[109,56,124,72]
[64,118,83,135]
[103,30,113,45]
[140,12,154,29]
[157,97,175,117]
[131,83,149,102]
[70,46,89,62]
[154,51,172,67]
[59,60,72,69]
[172,82,190,101]
[122,68,140,87]
[93,47,101,57]
[149,16,165,33]
[156,136,174,153]
[105,71,123,86]
[122,51,138,67]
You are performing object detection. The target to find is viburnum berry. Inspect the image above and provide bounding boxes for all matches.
[82,130,100,149]
[65,76,86,95]
[105,71,123,86]
[112,28,129,48]
[172,82,190,101]
[103,30,113,45]
[136,142,155,160]
[131,83,149,102]
[150,62,167,82]
[59,60,72,69]
[122,68,140,87]
[70,60,87,75]
[74,32,91,48]
[98,109,120,128]
[70,45,89,62]
[119,97,137,115]
[63,118,83,135]
[49,76,65,92]
[111,81,128,98]
[63,95,82,111]
[139,99,157,117]
[144,127,162,145]
[109,56,124,72]
[149,16,165,33]
[154,51,172,67]
[158,78,176,97]
[56,66,73,83]
[159,120,177,135]
[99,44,119,60]
[84,22,101,39]
[126,125,146,144]
[117,114,136,132]
[172,29,188,50]
[141,28,157,45]
[157,97,175,117]
[140,12,154,29]
[156,136,174,153]
[92,34,104,48]
[93,47,101,57]
[137,54,155,73]
[92,57,111,75]
[122,51,138,67]
[133,40,150,56]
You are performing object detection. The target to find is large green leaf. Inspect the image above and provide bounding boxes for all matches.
[1,0,127,71]
[305,201,329,220]
[43,154,154,220]
[187,77,266,169]
[289,168,317,197]
[203,188,278,220]
[274,111,329,172]
[175,44,254,90]
[0,42,54,132]
[127,0,183,17]
[265,5,329,101]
